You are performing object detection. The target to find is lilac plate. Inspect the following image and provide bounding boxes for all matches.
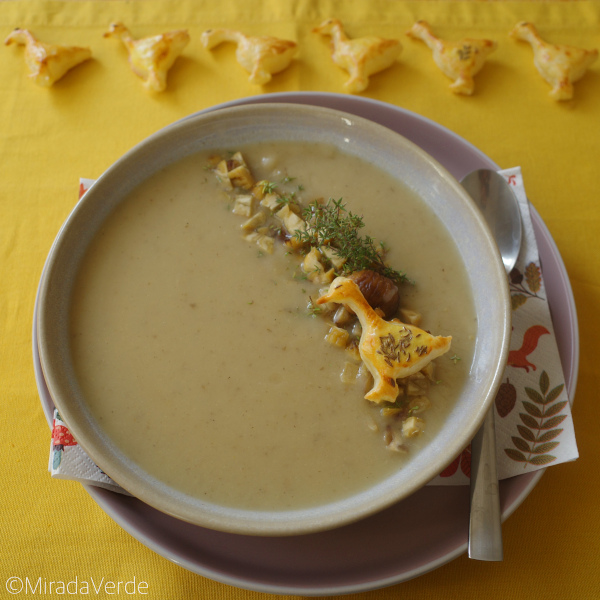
[34,93,579,595]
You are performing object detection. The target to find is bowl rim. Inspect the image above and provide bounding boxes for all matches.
[37,102,511,536]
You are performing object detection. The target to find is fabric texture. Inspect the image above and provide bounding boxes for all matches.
[1,1,599,598]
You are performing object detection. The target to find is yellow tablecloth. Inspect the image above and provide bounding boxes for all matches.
[1,1,599,598]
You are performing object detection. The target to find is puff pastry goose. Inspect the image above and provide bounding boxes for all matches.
[510,21,598,101]
[5,28,91,87]
[104,22,189,92]
[317,277,452,404]
[406,21,496,95]
[312,18,402,93]
[201,28,297,85]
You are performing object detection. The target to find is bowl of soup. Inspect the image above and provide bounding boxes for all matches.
[37,103,511,536]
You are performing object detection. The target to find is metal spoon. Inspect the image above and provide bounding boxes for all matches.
[460,169,522,561]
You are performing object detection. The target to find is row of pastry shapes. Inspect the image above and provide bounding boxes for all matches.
[4,23,191,91]
[3,22,295,91]
[406,20,597,100]
[5,19,598,100]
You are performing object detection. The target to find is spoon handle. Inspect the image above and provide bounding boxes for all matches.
[468,408,504,561]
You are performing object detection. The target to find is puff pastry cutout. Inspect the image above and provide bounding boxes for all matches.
[201,28,297,85]
[313,18,402,94]
[317,277,452,404]
[5,28,91,87]
[406,21,496,95]
[104,22,190,92]
[510,21,598,101]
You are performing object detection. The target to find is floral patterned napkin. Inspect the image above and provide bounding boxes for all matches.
[48,171,579,492]
[49,409,126,494]
[430,167,579,484]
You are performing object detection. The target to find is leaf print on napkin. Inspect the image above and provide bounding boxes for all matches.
[505,370,567,467]
[510,261,543,310]
[439,445,471,478]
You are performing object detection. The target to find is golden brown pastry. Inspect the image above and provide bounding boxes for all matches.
[406,21,496,95]
[201,28,297,85]
[312,18,402,94]
[317,277,452,403]
[5,28,91,87]
[104,22,189,92]
[510,21,598,101]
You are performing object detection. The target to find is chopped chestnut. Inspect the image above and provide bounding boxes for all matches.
[349,269,399,319]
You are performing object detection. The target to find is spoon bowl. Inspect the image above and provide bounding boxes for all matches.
[461,169,522,275]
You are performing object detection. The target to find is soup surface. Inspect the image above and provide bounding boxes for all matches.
[70,142,477,511]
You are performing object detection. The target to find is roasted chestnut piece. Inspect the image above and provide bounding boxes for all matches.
[349,269,399,319]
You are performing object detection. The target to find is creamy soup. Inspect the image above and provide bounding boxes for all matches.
[70,142,477,511]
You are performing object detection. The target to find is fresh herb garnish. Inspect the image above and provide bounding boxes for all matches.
[307,297,323,317]
[294,198,408,284]
[275,193,299,209]
[261,181,278,194]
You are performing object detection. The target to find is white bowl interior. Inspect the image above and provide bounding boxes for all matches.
[37,103,511,536]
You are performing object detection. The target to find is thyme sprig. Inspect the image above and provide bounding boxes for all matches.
[274,193,299,209]
[260,180,278,194]
[294,198,408,284]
